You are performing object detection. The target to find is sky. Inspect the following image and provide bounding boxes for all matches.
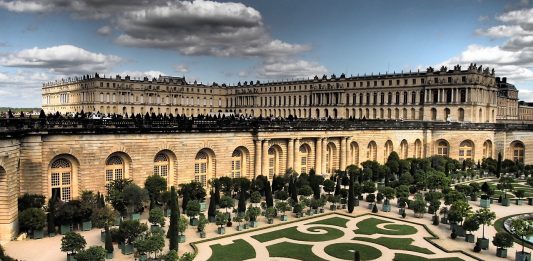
[0,0,532,107]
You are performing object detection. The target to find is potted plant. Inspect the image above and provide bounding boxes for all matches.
[318,195,327,213]
[462,216,479,243]
[197,214,208,238]
[265,207,276,224]
[515,189,526,205]
[365,193,376,209]
[439,207,449,224]
[510,218,533,261]
[492,232,513,258]
[215,211,228,234]
[250,191,262,207]
[293,203,303,218]
[233,213,244,231]
[178,216,188,242]
[186,200,201,226]
[61,231,86,261]
[80,191,96,231]
[497,177,513,206]
[412,194,426,218]
[219,195,234,225]
[474,208,496,250]
[47,197,57,237]
[148,208,165,232]
[340,188,348,209]
[92,206,117,242]
[246,206,261,227]
[275,200,290,221]
[19,207,46,239]
[122,183,148,220]
[104,226,113,259]
[118,220,148,255]
[75,246,106,261]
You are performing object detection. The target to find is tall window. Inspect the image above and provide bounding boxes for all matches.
[400,140,408,159]
[299,145,309,174]
[511,141,525,163]
[483,141,493,159]
[459,140,474,162]
[367,141,377,161]
[350,142,359,166]
[414,139,422,158]
[194,151,208,187]
[384,140,393,160]
[436,140,449,157]
[51,159,72,202]
[326,143,337,174]
[154,153,169,180]
[106,156,124,189]
[231,150,243,178]
[268,147,279,180]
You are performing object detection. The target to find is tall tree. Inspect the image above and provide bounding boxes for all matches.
[207,191,216,221]
[238,185,247,214]
[348,170,355,213]
[168,186,178,251]
[265,180,273,208]
[496,152,502,178]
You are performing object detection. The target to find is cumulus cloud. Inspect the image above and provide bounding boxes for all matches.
[1,45,123,74]
[0,70,52,107]
[175,64,188,73]
[97,25,112,36]
[257,57,328,79]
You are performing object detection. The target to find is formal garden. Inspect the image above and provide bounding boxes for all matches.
[2,152,533,261]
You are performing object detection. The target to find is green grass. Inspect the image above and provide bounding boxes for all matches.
[267,241,327,261]
[207,239,255,261]
[252,226,344,243]
[354,236,433,254]
[324,242,382,260]
[308,216,350,228]
[353,217,417,235]
[394,253,464,261]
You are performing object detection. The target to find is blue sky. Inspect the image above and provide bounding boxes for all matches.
[0,0,532,107]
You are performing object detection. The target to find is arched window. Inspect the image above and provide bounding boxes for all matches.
[154,153,169,180]
[350,142,359,166]
[400,140,408,159]
[414,139,422,158]
[326,143,337,174]
[384,140,393,160]
[51,159,72,202]
[106,156,124,188]
[231,149,244,178]
[436,140,449,157]
[268,147,280,179]
[367,141,377,161]
[194,151,210,187]
[299,144,310,174]
[511,141,525,163]
[431,108,437,121]
[458,108,465,121]
[483,140,493,158]
[459,140,474,162]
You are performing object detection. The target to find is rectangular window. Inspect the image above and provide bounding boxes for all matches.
[51,173,60,186]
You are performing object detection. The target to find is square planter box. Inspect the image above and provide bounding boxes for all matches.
[528,198,533,205]
[516,251,531,261]
[121,243,134,255]
[398,208,405,215]
[190,218,199,226]
[100,230,105,242]
[280,215,288,221]
[477,238,489,250]
[60,224,72,235]
[382,204,391,212]
[138,254,148,261]
[516,199,523,205]
[81,221,92,231]
[502,198,510,206]
[200,202,207,212]
[480,199,491,208]
[243,224,249,229]
[199,231,206,238]
[319,208,325,213]
[130,213,140,221]
[250,221,258,228]
[33,229,44,239]
[67,254,77,261]
[368,203,374,210]
[465,234,475,243]
[440,217,448,224]
[178,235,186,243]
[451,224,466,237]
[105,252,113,259]
[48,232,56,237]
[236,225,244,231]
[330,205,337,211]
[496,248,507,258]
[217,227,225,235]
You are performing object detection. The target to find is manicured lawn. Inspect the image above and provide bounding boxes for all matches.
[308,216,350,228]
[267,241,327,261]
[394,253,464,261]
[354,236,433,254]
[354,217,417,235]
[252,225,344,242]
[207,239,255,261]
[324,242,382,260]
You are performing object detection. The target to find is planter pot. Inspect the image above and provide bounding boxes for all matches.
[465,234,475,243]
[280,215,288,221]
[81,221,92,231]
[496,248,507,258]
[480,199,490,208]
[267,218,274,224]
[516,251,532,261]
[178,235,186,243]
[330,205,337,211]
[60,224,72,235]
[121,243,134,255]
[296,213,302,218]
[243,224,249,229]
[354,199,359,207]
[440,217,448,224]
[319,208,325,213]
[502,198,510,206]
[151,225,161,233]
[199,202,207,212]
[199,231,206,238]
[250,221,258,228]
[470,195,478,201]
[528,198,533,206]
[341,204,347,209]
[114,216,121,225]
[217,227,225,235]
[100,230,105,242]
[313,209,319,214]
[451,224,465,237]
[382,204,391,212]
[190,217,199,226]
[398,208,405,215]
[67,253,77,261]
[33,229,44,239]
[105,252,113,259]
[516,199,523,205]
[237,225,244,231]
[48,232,56,237]
[165,208,171,217]
[130,213,140,221]
[477,238,489,250]
[138,254,148,261]
[368,203,374,210]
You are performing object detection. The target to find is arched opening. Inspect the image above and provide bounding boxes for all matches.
[458,108,465,121]
[384,140,393,160]
[333,108,338,119]
[431,108,437,121]
[436,140,449,157]
[268,145,282,179]
[105,154,129,190]
[459,140,474,162]
[444,108,450,121]
[483,140,493,159]
[414,139,422,158]
[50,158,73,202]
[478,108,483,122]
[367,141,377,161]
[350,141,359,166]
[231,147,249,178]
[153,153,170,181]
[510,141,525,163]
[299,144,311,174]
[195,149,215,187]
[316,109,320,118]
[325,142,338,174]
[400,140,408,159]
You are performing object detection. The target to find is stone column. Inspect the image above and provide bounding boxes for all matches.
[287,138,294,170]
[321,138,327,175]
[340,137,347,171]
[254,139,262,178]
[315,137,322,174]
[261,139,270,177]
[294,138,300,173]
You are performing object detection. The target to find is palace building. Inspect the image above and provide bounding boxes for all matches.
[1,64,533,241]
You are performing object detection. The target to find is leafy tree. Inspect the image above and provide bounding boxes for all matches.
[238,184,247,214]
[497,177,514,199]
[448,200,472,225]
[207,191,216,221]
[361,181,376,194]
[492,232,513,250]
[104,226,113,255]
[510,219,533,253]
[246,206,261,222]
[185,200,200,223]
[275,200,290,216]
[18,193,46,212]
[19,207,46,233]
[462,216,480,235]
[149,208,165,227]
[515,189,526,200]
[323,179,335,195]
[144,175,167,210]
[122,183,148,215]
[168,186,179,250]
[61,232,86,255]
[106,179,134,214]
[219,195,234,216]
[134,232,165,259]
[215,211,228,229]
[298,185,313,197]
[75,246,106,261]
[411,194,426,217]
[473,208,496,239]
[348,172,355,213]
[91,205,118,228]
[178,216,188,236]
[119,220,148,245]
[265,180,274,207]
[47,197,57,235]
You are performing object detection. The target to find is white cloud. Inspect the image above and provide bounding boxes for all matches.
[0,0,52,12]
[518,89,533,102]
[0,70,53,107]
[1,45,123,74]
[475,25,529,38]
[257,58,328,79]
[97,25,112,36]
[175,64,188,73]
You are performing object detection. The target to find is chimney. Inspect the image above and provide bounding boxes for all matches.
[502,77,507,83]
[496,77,500,83]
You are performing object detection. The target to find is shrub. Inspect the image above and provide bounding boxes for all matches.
[19,208,46,232]
[118,220,148,244]
[75,246,106,261]
[365,193,375,203]
[18,193,45,212]
[148,208,165,227]
[91,206,117,228]
[61,232,86,255]
[492,232,514,249]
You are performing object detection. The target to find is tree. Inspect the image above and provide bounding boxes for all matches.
[462,216,480,236]
[238,186,247,214]
[144,175,167,210]
[215,211,228,229]
[91,205,117,229]
[496,152,502,178]
[498,177,514,199]
[448,200,472,225]
[178,216,188,237]
[168,186,179,251]
[323,179,335,195]
[219,195,234,216]
[348,172,355,213]
[104,226,113,255]
[106,179,134,215]
[75,246,106,261]
[19,207,46,233]
[492,232,513,250]
[515,189,526,200]
[61,232,86,255]
[149,208,165,227]
[354,250,361,261]
[473,208,496,239]
[265,180,274,208]
[185,200,201,223]
[510,219,533,253]
[207,191,216,221]
[275,200,290,217]
[47,197,57,235]
[119,220,148,245]
[411,194,426,218]
[134,232,165,259]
